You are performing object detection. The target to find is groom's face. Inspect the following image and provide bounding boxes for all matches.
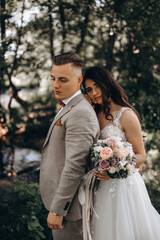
[51,63,83,100]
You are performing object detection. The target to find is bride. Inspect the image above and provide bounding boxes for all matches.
[82,66,160,240]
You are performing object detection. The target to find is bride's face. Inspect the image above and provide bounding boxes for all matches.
[85,79,103,105]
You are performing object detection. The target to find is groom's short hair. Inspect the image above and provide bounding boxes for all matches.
[53,52,83,69]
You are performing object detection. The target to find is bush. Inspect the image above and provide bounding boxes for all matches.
[0,179,52,240]
[0,174,159,240]
[146,182,160,214]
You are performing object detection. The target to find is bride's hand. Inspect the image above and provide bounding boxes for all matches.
[95,170,110,181]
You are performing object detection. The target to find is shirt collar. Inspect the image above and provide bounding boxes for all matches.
[62,90,81,106]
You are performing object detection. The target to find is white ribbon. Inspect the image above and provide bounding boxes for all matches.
[78,169,99,240]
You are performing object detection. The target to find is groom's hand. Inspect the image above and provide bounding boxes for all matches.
[47,211,64,230]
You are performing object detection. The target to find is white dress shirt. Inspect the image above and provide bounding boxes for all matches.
[57,90,82,115]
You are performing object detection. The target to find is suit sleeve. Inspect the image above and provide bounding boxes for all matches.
[50,108,99,216]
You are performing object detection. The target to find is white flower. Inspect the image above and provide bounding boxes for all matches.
[94,146,104,152]
[119,160,128,167]
[109,166,116,174]
[123,142,135,157]
[126,164,132,171]
[126,164,135,174]
[97,139,104,143]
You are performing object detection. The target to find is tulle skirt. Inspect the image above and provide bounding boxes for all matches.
[91,170,160,240]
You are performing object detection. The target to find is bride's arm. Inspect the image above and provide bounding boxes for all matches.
[120,110,146,168]
[95,110,146,181]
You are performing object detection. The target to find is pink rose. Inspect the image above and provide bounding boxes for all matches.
[99,160,110,171]
[117,147,130,159]
[105,138,116,149]
[100,147,113,160]
[112,157,120,167]
[127,158,132,163]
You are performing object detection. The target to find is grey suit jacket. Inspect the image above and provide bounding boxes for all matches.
[40,94,100,221]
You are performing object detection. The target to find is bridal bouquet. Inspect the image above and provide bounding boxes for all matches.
[78,137,137,240]
[91,136,136,179]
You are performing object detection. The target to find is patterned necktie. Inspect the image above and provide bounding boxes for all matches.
[57,100,65,108]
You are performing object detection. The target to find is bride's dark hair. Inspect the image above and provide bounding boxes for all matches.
[83,66,140,121]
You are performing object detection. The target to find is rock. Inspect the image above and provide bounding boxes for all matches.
[13,147,41,173]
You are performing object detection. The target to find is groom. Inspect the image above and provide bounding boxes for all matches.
[40,52,99,239]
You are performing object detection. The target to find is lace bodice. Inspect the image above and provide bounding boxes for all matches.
[99,107,132,141]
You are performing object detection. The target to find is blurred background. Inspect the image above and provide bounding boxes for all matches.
[0,0,160,239]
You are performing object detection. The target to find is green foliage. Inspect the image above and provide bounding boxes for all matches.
[0,179,52,240]
[25,117,51,139]
[1,0,160,149]
[1,0,160,133]
[146,179,160,214]
[144,130,160,153]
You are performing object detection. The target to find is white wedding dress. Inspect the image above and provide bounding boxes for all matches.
[91,107,160,240]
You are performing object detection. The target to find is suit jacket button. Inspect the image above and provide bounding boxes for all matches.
[64,201,70,211]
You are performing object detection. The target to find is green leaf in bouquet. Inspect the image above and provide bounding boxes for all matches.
[107,171,120,179]
[91,155,99,164]
[108,156,115,164]
[101,143,107,147]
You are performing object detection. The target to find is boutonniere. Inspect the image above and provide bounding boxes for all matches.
[55,118,62,126]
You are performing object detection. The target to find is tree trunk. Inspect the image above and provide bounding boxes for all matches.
[6,0,27,113]
[1,0,6,84]
[104,0,125,70]
[106,34,116,71]
[48,0,54,60]
[76,0,94,53]
[58,0,66,53]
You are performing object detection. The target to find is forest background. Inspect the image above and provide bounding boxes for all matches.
[0,0,160,239]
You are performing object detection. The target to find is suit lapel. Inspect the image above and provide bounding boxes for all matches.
[42,94,84,149]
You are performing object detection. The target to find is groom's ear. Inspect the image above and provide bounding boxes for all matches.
[78,75,83,85]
